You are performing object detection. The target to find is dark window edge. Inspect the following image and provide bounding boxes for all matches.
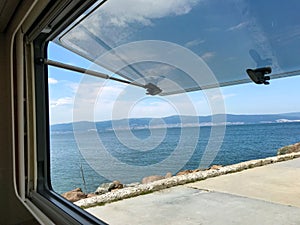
[29,1,108,224]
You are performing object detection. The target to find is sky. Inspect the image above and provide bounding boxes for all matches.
[47,0,300,125]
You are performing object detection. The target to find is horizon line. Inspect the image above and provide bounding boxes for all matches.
[50,111,300,126]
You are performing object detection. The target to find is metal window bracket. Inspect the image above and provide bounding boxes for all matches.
[40,58,162,95]
[246,67,272,85]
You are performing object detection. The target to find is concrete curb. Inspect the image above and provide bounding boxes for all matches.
[74,152,300,208]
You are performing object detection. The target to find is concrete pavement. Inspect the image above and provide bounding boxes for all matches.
[187,158,300,208]
[86,158,300,225]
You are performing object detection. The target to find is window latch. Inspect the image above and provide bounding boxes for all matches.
[145,83,162,95]
[246,67,271,85]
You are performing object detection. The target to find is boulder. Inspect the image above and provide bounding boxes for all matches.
[113,180,123,189]
[210,165,222,170]
[87,193,97,198]
[277,142,300,155]
[62,188,87,202]
[95,180,124,195]
[165,172,173,178]
[176,170,194,176]
[95,183,113,195]
[103,182,116,191]
[142,175,165,184]
[95,187,109,195]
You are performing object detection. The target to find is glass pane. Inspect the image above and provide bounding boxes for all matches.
[55,0,300,95]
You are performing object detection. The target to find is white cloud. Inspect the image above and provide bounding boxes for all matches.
[185,39,205,48]
[101,0,201,27]
[48,77,58,84]
[50,97,73,108]
[227,22,248,31]
[201,52,215,60]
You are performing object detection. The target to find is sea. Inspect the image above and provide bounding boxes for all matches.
[50,122,300,194]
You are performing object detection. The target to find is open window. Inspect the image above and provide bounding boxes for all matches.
[29,0,300,224]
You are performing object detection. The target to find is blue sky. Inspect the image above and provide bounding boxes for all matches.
[47,0,300,125]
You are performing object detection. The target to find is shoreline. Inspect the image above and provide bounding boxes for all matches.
[74,151,300,209]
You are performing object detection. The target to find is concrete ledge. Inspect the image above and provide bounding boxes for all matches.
[75,152,300,208]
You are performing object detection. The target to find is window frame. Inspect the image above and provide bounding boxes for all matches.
[27,0,108,224]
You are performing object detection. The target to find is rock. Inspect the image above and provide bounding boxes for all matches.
[103,182,116,191]
[277,142,300,155]
[95,183,113,195]
[113,180,123,189]
[176,170,194,176]
[142,175,165,184]
[124,182,140,187]
[165,172,172,178]
[95,187,108,195]
[87,193,97,198]
[62,188,87,202]
[210,165,222,170]
[95,181,124,195]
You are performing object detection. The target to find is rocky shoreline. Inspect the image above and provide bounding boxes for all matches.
[62,166,220,203]
[62,150,300,209]
[277,142,300,155]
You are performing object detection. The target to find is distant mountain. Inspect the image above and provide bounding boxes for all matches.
[50,113,300,132]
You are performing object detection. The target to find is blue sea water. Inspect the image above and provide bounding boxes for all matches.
[50,122,300,194]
